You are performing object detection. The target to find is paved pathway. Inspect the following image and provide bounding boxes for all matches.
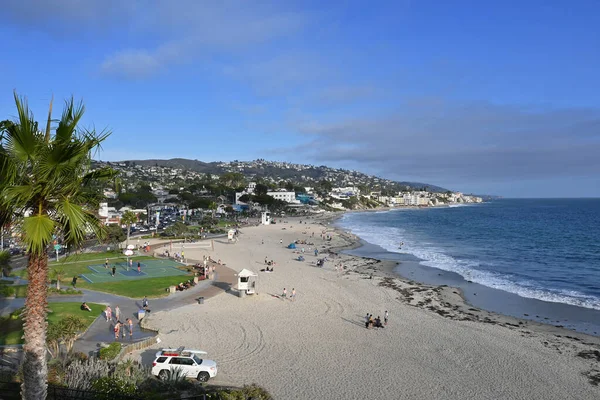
[0,264,238,357]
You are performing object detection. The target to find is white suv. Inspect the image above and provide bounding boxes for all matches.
[151,347,218,382]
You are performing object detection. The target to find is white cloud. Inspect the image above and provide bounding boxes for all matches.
[99,2,308,78]
[280,100,600,183]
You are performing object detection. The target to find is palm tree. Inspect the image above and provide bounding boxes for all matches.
[0,250,11,277]
[0,92,116,399]
[50,268,65,290]
[121,210,137,249]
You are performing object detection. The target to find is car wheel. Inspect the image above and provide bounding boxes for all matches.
[197,372,210,382]
[158,370,170,380]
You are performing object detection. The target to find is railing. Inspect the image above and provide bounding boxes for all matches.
[0,381,221,400]
[0,381,143,399]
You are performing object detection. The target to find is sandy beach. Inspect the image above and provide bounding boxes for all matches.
[132,217,600,399]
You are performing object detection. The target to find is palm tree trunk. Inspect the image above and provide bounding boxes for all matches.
[21,254,49,400]
[126,225,130,249]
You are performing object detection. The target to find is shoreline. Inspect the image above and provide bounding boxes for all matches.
[325,210,600,338]
[131,215,600,398]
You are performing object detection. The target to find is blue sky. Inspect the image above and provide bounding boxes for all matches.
[1,0,599,197]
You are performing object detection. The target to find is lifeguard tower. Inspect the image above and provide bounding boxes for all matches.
[227,229,238,243]
[236,268,258,298]
[261,211,271,225]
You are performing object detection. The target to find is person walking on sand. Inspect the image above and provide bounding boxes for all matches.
[264,257,268,265]
[282,288,287,300]
[280,239,283,244]
[291,288,296,301]
[115,305,121,322]
[384,310,389,325]
[365,313,370,329]
[105,305,112,322]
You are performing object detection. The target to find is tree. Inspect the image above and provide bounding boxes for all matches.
[0,250,11,277]
[254,183,269,196]
[208,201,218,218]
[121,211,137,249]
[50,268,65,290]
[0,92,116,399]
[105,225,125,248]
[219,172,245,188]
[165,222,188,237]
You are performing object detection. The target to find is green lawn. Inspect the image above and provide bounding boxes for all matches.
[75,276,194,298]
[0,302,103,345]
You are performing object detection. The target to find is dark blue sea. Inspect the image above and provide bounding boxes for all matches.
[337,199,600,334]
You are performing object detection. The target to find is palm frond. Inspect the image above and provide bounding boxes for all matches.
[56,199,88,247]
[22,214,55,255]
[3,185,35,208]
[82,167,118,187]
[55,97,85,144]
[9,92,39,161]
[44,95,54,143]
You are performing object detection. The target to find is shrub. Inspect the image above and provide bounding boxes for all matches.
[91,376,136,399]
[0,284,16,297]
[64,358,111,390]
[99,342,122,361]
[115,359,151,387]
[217,384,273,400]
[47,287,83,295]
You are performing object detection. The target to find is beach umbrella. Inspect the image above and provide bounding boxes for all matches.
[127,244,135,250]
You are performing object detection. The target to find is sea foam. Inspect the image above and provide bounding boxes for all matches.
[339,216,600,311]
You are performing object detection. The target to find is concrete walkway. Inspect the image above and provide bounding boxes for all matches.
[0,264,238,357]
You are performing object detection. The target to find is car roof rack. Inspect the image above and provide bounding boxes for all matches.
[158,347,208,357]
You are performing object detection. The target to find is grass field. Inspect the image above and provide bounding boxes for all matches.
[0,302,103,345]
[74,276,193,298]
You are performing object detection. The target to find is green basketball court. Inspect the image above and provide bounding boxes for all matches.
[81,258,188,283]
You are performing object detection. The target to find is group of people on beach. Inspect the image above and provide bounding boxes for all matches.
[365,311,388,329]
[104,305,135,340]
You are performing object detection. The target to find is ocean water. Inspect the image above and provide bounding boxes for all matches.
[337,199,600,314]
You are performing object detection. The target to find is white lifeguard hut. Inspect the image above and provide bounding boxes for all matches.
[227,229,238,243]
[236,268,258,297]
[261,211,271,225]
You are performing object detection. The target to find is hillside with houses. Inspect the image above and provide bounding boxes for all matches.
[92,159,482,228]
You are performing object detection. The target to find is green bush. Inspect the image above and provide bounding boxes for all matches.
[216,384,273,400]
[47,287,83,295]
[98,342,122,361]
[91,376,136,399]
[0,284,16,297]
